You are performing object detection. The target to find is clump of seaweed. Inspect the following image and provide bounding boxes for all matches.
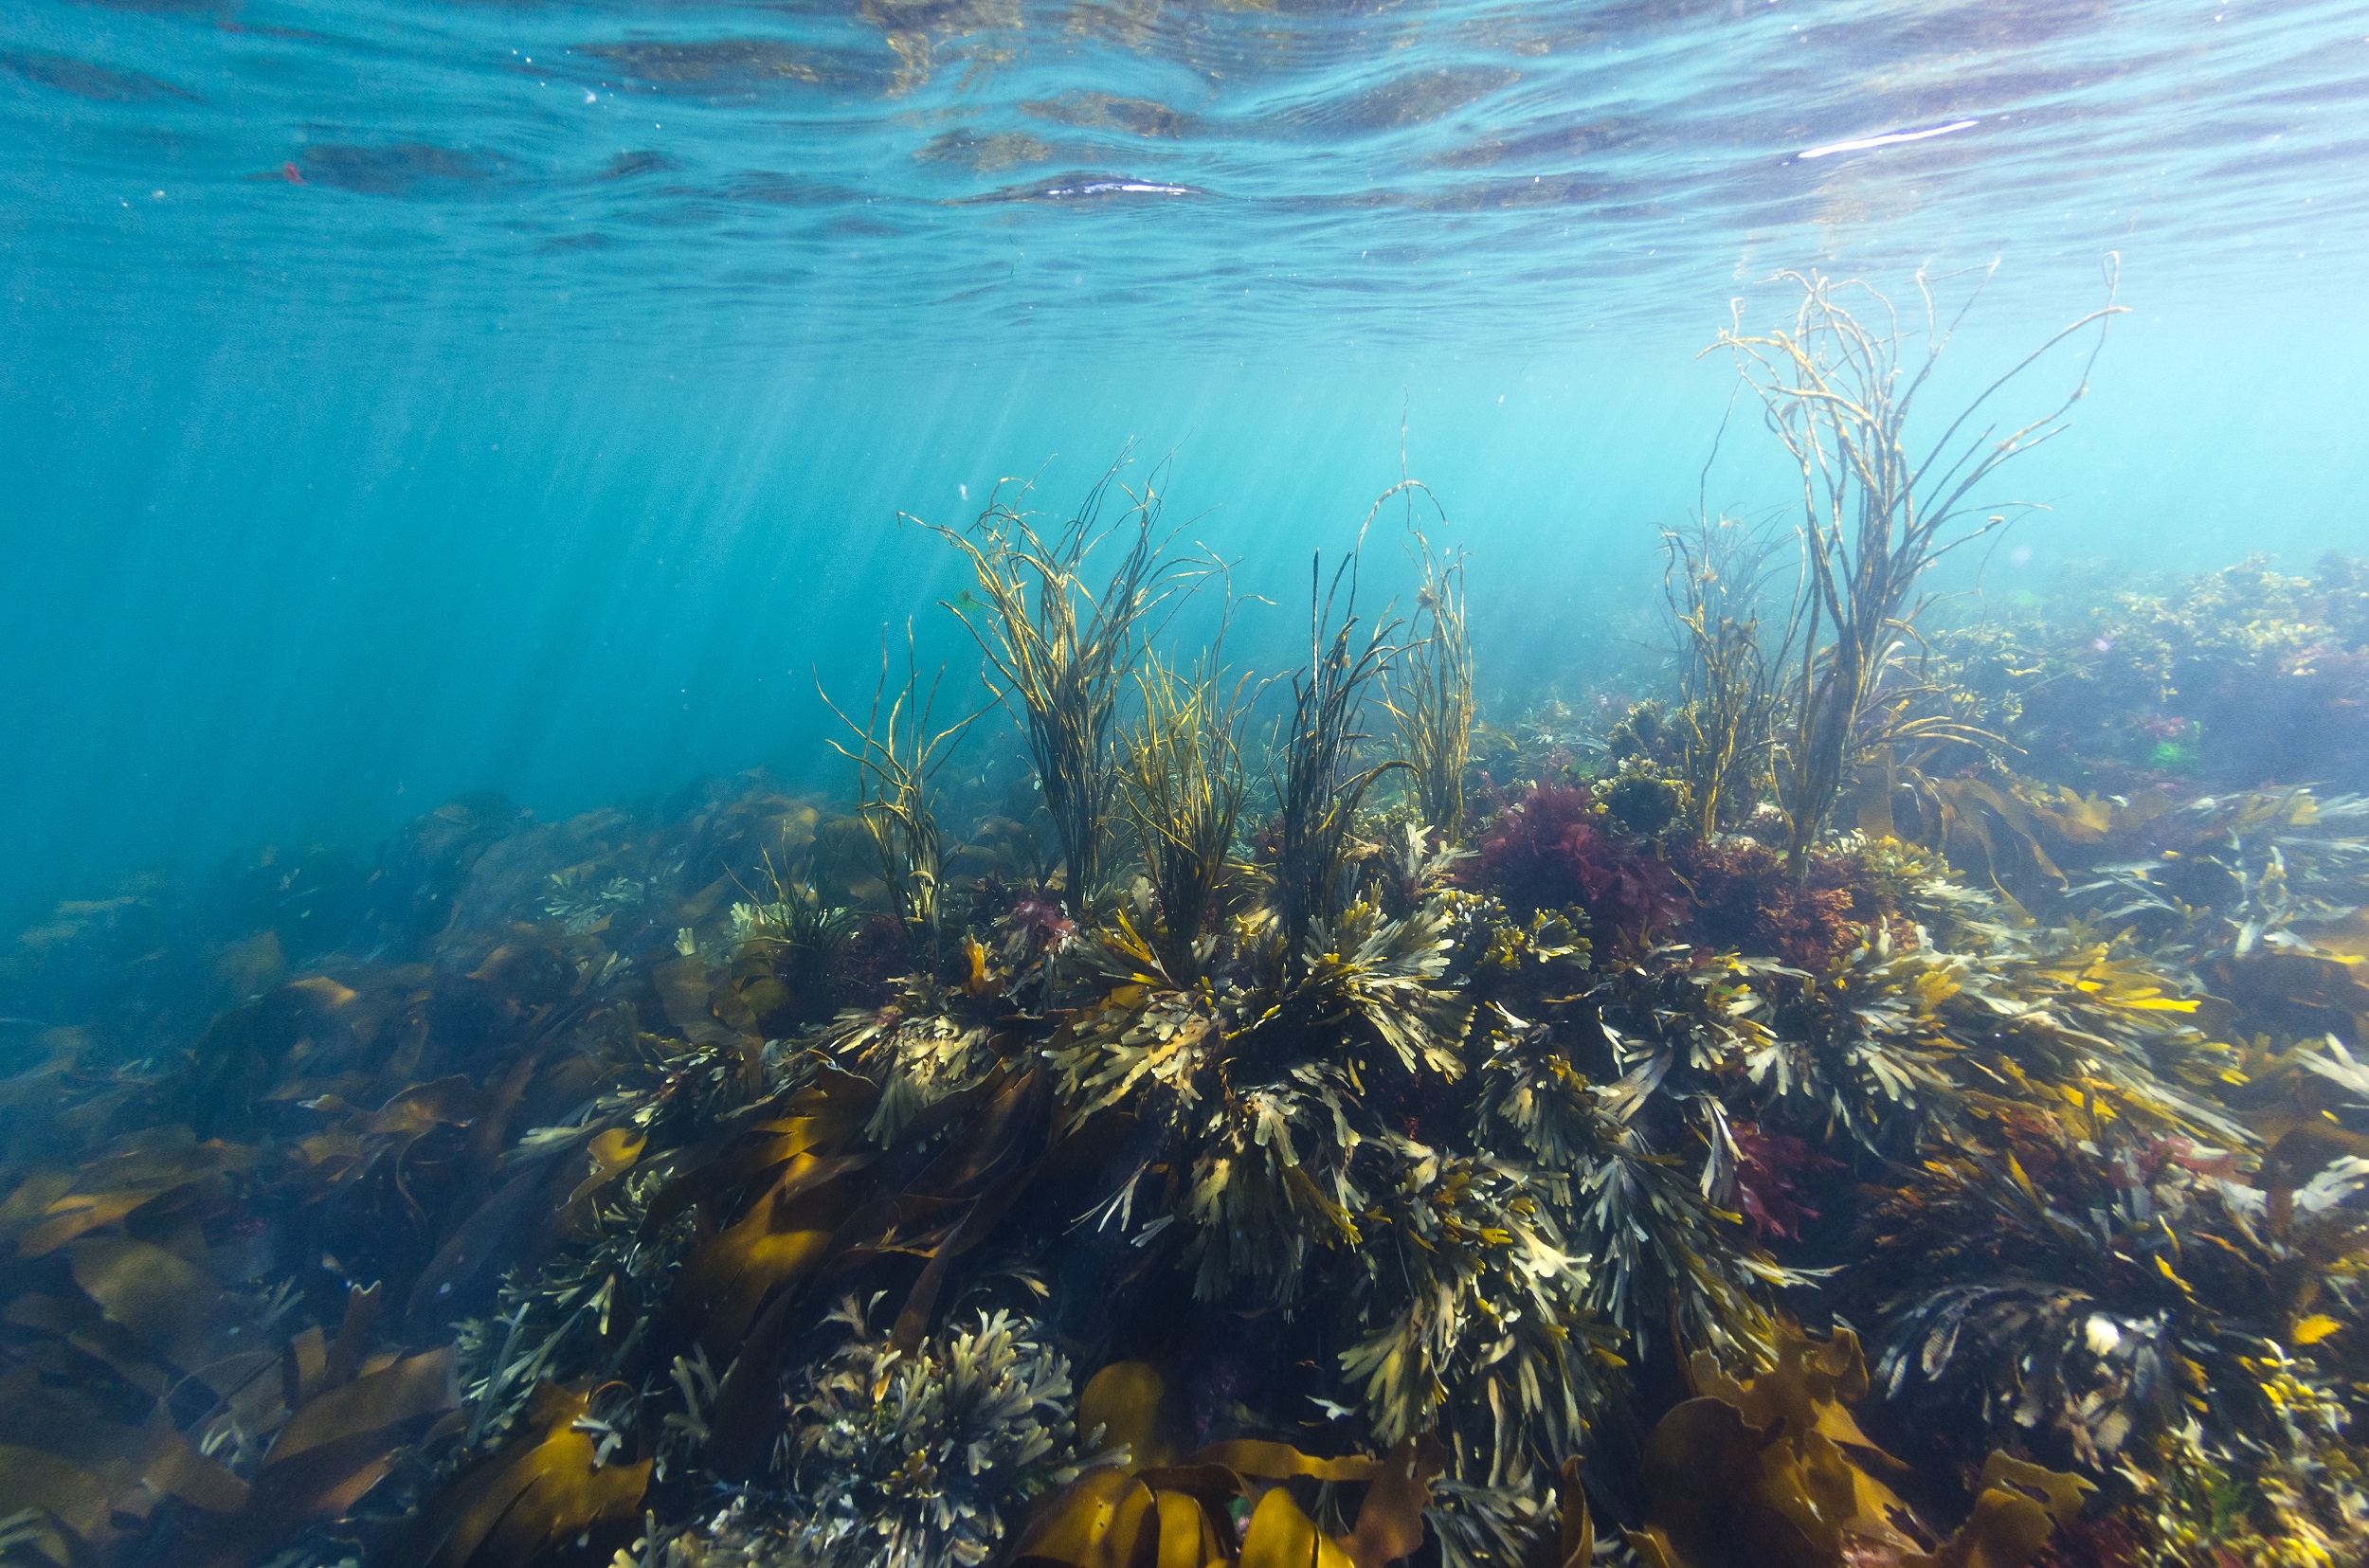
[1934,552,2369,794]
[1716,261,2125,874]
[1269,549,1402,978]
[1389,527,1476,843]
[774,1297,1089,1568]
[1629,1322,2089,1568]
[913,461,1207,910]
[1675,837,1888,972]
[1469,781,1683,942]
[1662,514,1784,838]
[823,629,982,944]
[1335,1139,1611,1484]
[1118,651,1249,985]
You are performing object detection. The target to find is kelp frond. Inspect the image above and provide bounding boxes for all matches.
[409,1380,650,1568]
[1013,1360,1444,1568]
[1630,1322,2089,1568]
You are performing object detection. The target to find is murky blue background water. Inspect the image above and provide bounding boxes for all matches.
[5,0,2368,928]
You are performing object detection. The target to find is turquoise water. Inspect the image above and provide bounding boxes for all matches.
[6,0,2369,923]
[9,9,2369,1567]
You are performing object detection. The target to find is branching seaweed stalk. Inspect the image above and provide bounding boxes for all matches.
[1121,650,1250,985]
[1715,259,2125,874]
[1662,514,1783,838]
[1390,523,1476,843]
[912,459,1206,909]
[822,627,982,938]
[1275,527,1404,980]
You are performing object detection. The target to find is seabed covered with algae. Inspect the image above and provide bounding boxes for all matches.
[5,283,2369,1568]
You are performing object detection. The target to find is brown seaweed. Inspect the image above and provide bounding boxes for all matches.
[5,448,2369,1568]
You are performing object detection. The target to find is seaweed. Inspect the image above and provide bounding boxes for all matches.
[773,1297,1087,1568]
[0,726,2307,1568]
[1469,782,1683,943]
[1010,1360,1445,1568]
[914,460,1210,910]
[1389,526,1476,844]
[1716,261,2125,874]
[1674,837,1883,972]
[1662,514,1784,838]
[1628,1323,2088,1568]
[1119,652,1250,986]
[1269,548,1403,982]
[402,1380,648,1568]
[17,306,2369,1568]
[822,627,983,944]
[1932,553,2369,795]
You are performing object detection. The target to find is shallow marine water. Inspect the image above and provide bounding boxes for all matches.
[8,0,2369,921]
[4,4,2369,1568]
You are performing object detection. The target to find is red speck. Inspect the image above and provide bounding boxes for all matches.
[280,162,305,184]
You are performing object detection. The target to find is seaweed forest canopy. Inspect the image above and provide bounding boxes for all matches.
[7,269,2369,1568]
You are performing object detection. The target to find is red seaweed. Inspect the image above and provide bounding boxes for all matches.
[1468,782,1683,942]
[1677,837,1885,971]
[1729,1121,1840,1243]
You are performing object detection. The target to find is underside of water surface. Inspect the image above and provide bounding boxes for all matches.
[8,3,2369,1568]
